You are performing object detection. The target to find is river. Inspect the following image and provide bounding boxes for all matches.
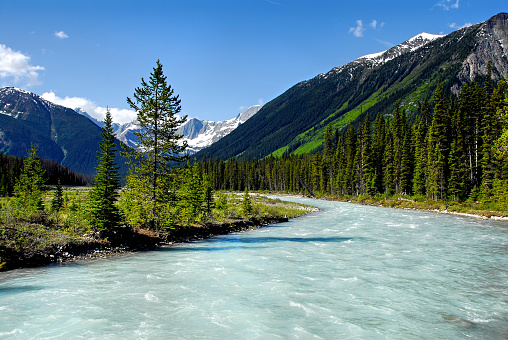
[1,197,507,339]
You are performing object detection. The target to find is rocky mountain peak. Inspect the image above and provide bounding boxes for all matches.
[453,12,508,93]
[177,105,262,154]
[356,32,444,68]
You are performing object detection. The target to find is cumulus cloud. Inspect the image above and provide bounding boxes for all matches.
[436,0,459,10]
[349,20,365,37]
[0,44,44,86]
[54,31,69,39]
[41,91,137,124]
[350,19,384,37]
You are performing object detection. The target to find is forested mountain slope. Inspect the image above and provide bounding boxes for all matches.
[197,13,508,160]
[0,87,128,176]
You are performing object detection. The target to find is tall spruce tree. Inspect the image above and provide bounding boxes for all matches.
[427,83,450,200]
[391,102,405,194]
[371,113,386,194]
[13,145,46,212]
[51,179,64,212]
[126,60,188,230]
[495,80,508,159]
[480,66,501,199]
[87,109,121,233]
[344,124,357,195]
[383,123,395,197]
[361,115,374,195]
[322,123,334,193]
[447,94,468,201]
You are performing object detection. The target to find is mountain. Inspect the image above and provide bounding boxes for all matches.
[197,13,508,160]
[177,105,261,153]
[102,105,261,154]
[0,87,128,176]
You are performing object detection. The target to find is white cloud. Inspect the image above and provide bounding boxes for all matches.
[376,39,394,48]
[350,19,384,37]
[258,98,264,106]
[436,0,459,10]
[0,44,44,86]
[448,22,472,29]
[54,31,69,39]
[349,20,365,37]
[41,91,137,124]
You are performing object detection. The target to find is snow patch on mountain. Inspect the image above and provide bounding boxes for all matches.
[74,104,261,154]
[177,105,262,154]
[357,32,444,67]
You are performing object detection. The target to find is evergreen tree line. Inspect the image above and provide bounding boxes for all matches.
[0,151,91,196]
[198,75,508,206]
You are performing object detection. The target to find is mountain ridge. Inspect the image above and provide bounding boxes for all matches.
[0,87,128,176]
[72,104,261,154]
[195,13,508,160]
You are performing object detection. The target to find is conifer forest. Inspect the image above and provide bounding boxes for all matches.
[197,73,508,210]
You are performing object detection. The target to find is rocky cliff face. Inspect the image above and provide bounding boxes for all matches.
[455,13,508,91]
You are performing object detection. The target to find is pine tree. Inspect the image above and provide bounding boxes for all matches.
[344,124,357,195]
[412,101,430,196]
[51,179,64,212]
[494,80,508,159]
[312,152,321,193]
[400,123,413,195]
[13,145,46,212]
[391,102,405,194]
[241,187,253,218]
[126,60,188,230]
[427,83,450,200]
[383,124,395,197]
[177,163,205,226]
[371,113,386,194]
[87,109,121,233]
[203,175,214,219]
[361,115,375,195]
[322,123,334,193]
[480,67,501,199]
[447,95,468,201]
[465,81,485,192]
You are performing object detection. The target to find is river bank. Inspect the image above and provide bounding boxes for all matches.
[0,217,292,271]
[274,193,508,221]
[0,195,316,272]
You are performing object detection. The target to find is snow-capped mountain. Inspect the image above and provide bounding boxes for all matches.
[356,32,444,67]
[199,13,508,160]
[177,105,261,154]
[0,87,129,176]
[315,32,444,83]
[105,105,261,153]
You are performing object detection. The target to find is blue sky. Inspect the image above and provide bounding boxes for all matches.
[0,0,506,123]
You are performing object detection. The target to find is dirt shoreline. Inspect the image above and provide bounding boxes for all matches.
[1,217,290,272]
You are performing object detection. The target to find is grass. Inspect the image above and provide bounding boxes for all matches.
[0,189,316,271]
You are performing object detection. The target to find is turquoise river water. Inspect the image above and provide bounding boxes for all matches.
[1,197,507,339]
